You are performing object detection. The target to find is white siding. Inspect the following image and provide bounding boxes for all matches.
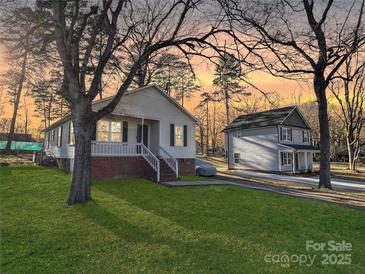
[44,121,74,159]
[94,87,196,159]
[227,126,280,171]
[44,86,196,160]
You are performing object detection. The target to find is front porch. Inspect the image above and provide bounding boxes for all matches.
[90,141,178,183]
[90,114,178,182]
[279,150,316,173]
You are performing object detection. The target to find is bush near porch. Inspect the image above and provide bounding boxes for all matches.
[1,166,364,273]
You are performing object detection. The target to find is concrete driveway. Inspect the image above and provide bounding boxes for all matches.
[226,170,365,192]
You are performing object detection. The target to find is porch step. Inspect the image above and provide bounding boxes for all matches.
[159,158,177,182]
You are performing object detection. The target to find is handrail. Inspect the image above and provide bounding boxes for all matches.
[90,141,160,182]
[159,146,178,178]
[141,144,160,182]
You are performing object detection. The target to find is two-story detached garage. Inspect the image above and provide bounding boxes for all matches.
[224,106,319,173]
[43,85,196,182]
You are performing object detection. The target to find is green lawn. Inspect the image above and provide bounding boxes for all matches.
[1,166,364,273]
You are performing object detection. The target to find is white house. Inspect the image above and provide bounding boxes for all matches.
[224,106,319,173]
[43,85,197,182]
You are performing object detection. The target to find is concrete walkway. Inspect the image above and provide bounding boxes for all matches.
[161,180,230,187]
[228,170,365,192]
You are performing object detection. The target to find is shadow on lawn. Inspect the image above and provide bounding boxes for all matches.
[78,183,270,272]
[77,200,153,243]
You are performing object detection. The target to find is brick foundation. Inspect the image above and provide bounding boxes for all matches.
[177,158,195,176]
[55,156,195,181]
[91,156,157,181]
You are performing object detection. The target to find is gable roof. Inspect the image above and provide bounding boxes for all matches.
[44,84,197,132]
[92,85,198,122]
[223,106,312,131]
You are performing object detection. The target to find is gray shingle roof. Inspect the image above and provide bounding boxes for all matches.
[224,106,305,131]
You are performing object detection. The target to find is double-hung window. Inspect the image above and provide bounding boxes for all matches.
[97,120,122,142]
[97,120,109,142]
[280,127,292,141]
[110,122,122,142]
[57,126,63,147]
[302,130,309,143]
[281,152,292,165]
[175,125,184,146]
[69,121,75,145]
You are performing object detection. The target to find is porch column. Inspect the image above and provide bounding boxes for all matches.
[141,117,144,144]
[292,151,295,173]
[304,151,308,172]
[278,151,282,172]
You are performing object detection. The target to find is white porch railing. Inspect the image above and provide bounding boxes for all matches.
[91,142,141,156]
[91,141,160,182]
[159,146,178,178]
[141,144,160,182]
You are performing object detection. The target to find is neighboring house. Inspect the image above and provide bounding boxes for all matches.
[223,106,319,173]
[43,85,196,182]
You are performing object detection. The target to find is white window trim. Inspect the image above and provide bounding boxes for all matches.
[57,126,62,147]
[175,125,184,146]
[303,130,309,143]
[69,121,75,146]
[97,120,123,142]
[281,152,292,166]
[281,127,292,141]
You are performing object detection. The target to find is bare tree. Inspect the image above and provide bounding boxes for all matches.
[219,0,365,189]
[31,68,69,129]
[0,3,50,153]
[329,54,365,170]
[196,92,214,154]
[39,0,225,205]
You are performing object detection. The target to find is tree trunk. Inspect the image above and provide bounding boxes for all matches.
[4,53,27,153]
[212,101,216,155]
[224,88,230,126]
[206,102,209,155]
[67,103,95,205]
[199,125,204,154]
[315,75,332,189]
[347,134,355,171]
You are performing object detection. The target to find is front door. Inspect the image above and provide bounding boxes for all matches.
[137,124,149,147]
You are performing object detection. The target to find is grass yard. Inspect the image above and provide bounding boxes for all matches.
[1,166,365,273]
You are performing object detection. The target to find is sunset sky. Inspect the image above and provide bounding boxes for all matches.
[0,43,315,133]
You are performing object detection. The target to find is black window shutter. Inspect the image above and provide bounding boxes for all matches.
[170,124,175,146]
[183,125,187,147]
[289,129,292,141]
[279,127,283,140]
[123,121,128,142]
[281,152,284,165]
